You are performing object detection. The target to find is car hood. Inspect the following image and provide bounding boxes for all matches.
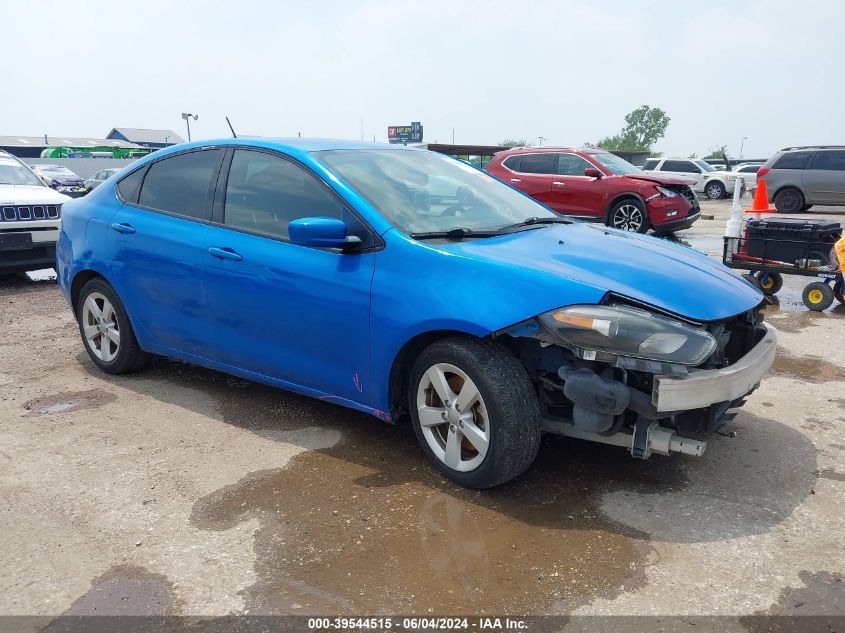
[626,172,696,186]
[0,184,71,204]
[442,223,762,322]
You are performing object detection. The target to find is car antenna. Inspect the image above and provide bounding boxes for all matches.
[225,116,238,138]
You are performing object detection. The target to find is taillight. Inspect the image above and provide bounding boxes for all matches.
[757,167,769,178]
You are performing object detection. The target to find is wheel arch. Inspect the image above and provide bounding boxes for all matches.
[603,192,646,221]
[70,269,107,317]
[387,329,487,423]
[770,184,806,204]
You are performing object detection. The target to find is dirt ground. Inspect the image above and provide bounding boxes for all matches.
[1,198,844,627]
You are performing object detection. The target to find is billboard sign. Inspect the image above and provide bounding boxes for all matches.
[388,121,423,144]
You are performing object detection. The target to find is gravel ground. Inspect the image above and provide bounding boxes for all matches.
[1,198,843,627]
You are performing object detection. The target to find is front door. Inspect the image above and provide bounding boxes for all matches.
[545,153,606,219]
[202,148,375,404]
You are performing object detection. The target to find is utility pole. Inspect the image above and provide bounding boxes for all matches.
[739,136,747,159]
[538,136,546,147]
[452,128,455,144]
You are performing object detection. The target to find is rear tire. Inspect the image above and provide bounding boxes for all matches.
[76,278,149,374]
[834,278,844,304]
[607,199,650,233]
[408,337,541,489]
[704,180,726,200]
[802,281,834,311]
[774,187,805,214]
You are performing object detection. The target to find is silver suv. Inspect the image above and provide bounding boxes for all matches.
[759,146,845,213]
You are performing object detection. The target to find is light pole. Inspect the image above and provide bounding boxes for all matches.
[181,113,198,142]
[739,136,747,160]
[538,136,546,147]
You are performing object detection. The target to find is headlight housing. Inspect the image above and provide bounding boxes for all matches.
[539,304,717,365]
[655,185,678,197]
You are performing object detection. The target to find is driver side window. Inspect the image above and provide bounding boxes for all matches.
[224,150,345,240]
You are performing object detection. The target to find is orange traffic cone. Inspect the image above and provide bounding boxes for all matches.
[744,178,777,216]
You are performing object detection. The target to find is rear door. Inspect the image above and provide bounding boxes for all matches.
[503,153,557,209]
[108,148,224,357]
[545,153,605,219]
[804,150,845,204]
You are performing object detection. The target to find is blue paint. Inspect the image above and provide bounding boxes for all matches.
[57,138,764,423]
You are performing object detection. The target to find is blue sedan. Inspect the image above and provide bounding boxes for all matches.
[56,138,776,488]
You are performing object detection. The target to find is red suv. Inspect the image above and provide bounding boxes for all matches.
[484,147,700,234]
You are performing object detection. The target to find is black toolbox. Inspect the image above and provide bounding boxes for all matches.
[744,218,841,264]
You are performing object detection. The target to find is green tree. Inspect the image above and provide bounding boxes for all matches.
[596,105,670,152]
[704,144,729,159]
[499,138,534,148]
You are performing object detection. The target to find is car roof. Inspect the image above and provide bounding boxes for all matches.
[779,145,845,152]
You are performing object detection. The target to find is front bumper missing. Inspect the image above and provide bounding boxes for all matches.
[652,322,777,412]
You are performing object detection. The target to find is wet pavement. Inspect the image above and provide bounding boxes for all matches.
[1,201,844,621]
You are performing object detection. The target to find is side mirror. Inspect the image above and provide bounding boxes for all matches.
[584,168,603,179]
[288,217,362,251]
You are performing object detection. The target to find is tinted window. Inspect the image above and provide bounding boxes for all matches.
[739,166,759,173]
[224,150,346,240]
[138,149,223,219]
[116,166,146,203]
[811,151,845,171]
[556,153,594,176]
[518,153,557,174]
[642,159,659,171]
[502,155,521,171]
[661,160,699,173]
[773,151,813,170]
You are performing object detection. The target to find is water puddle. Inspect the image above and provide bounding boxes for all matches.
[23,389,117,417]
[771,350,845,382]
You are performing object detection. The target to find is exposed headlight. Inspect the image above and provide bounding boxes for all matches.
[539,304,717,365]
[655,185,678,197]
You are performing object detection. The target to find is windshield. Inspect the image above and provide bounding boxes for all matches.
[695,160,717,172]
[0,160,44,186]
[589,152,642,175]
[316,149,557,235]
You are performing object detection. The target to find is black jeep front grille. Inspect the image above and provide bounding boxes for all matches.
[0,205,61,222]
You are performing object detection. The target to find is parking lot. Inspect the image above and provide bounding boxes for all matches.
[1,199,844,624]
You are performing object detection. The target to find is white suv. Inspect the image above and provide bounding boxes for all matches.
[0,151,69,273]
[642,157,738,199]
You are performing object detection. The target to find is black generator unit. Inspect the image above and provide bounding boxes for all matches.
[744,218,841,264]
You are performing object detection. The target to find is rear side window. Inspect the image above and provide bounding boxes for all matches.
[773,151,813,170]
[518,153,557,174]
[116,167,146,203]
[223,149,348,241]
[661,160,698,172]
[138,149,223,219]
[642,159,659,170]
[810,151,845,171]
[502,155,521,171]
[556,153,594,176]
[739,166,759,173]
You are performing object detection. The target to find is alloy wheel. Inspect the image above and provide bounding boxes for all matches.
[612,204,643,231]
[705,183,723,199]
[416,363,490,472]
[81,292,120,362]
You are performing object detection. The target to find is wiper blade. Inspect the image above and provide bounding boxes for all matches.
[410,227,500,240]
[501,216,574,230]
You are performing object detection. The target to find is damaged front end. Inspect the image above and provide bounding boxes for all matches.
[494,302,777,459]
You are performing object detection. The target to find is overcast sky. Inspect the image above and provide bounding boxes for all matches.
[2,0,842,158]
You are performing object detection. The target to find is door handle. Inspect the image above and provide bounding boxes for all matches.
[510,178,522,183]
[110,222,136,234]
[552,181,566,187]
[208,246,243,262]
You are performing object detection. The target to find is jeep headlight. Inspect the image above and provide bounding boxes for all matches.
[539,304,716,365]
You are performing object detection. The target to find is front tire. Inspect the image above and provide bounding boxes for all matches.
[607,199,650,233]
[755,271,783,295]
[774,187,805,214]
[77,278,149,374]
[704,180,726,200]
[408,337,541,489]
